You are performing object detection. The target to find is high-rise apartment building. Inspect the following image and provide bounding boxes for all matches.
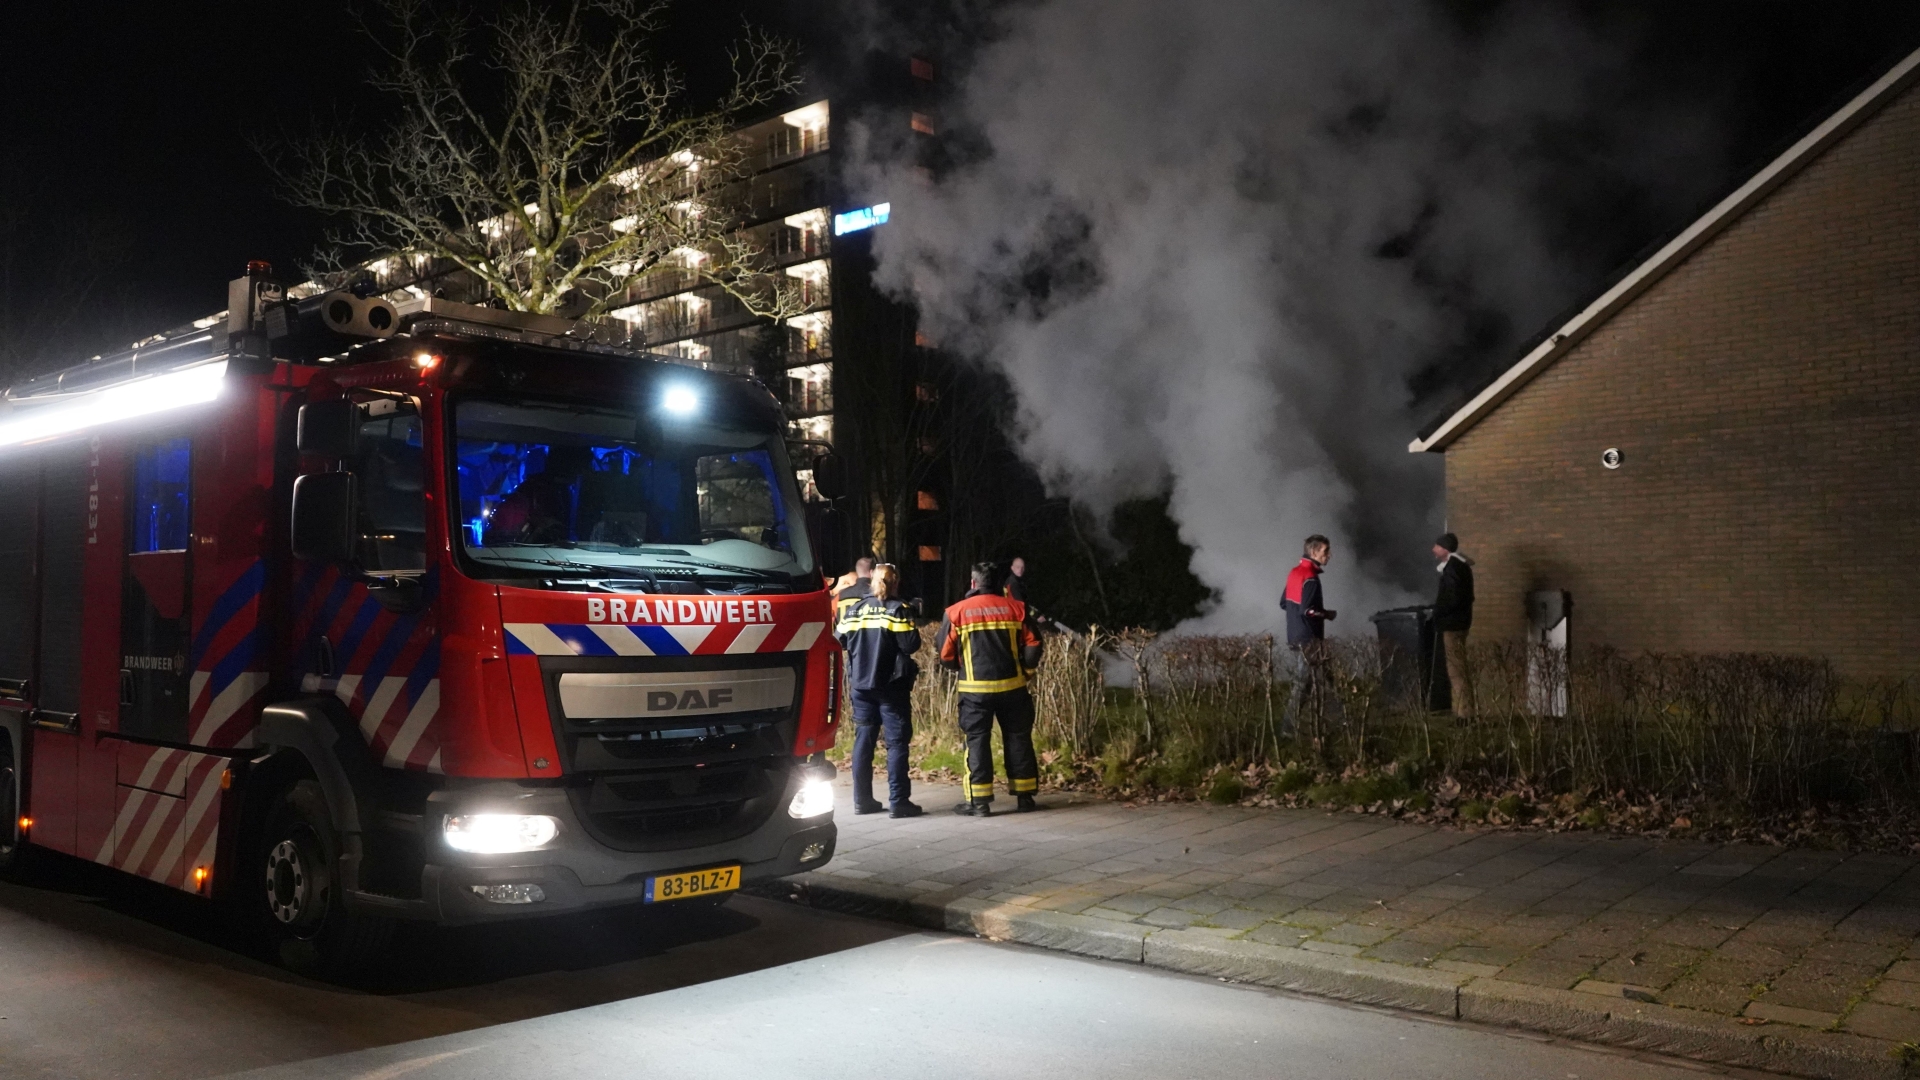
[601,100,845,454]
[344,73,950,594]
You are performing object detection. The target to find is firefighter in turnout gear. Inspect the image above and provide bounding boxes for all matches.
[936,562,1046,815]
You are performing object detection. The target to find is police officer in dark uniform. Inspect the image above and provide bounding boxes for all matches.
[834,556,876,622]
[834,563,925,818]
[936,562,1045,816]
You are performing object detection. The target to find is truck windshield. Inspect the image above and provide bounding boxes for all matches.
[451,398,814,586]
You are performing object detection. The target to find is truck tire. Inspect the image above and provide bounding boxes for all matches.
[0,740,29,881]
[259,779,393,977]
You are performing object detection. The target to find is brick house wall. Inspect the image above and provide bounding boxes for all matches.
[1441,82,1920,682]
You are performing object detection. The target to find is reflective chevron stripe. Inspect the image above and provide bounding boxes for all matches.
[100,746,227,895]
[504,621,827,656]
[287,566,444,773]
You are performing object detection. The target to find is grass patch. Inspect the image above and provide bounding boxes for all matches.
[1306,771,1413,808]
[918,748,965,776]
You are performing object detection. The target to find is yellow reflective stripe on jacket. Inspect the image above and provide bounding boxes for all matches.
[954,619,1028,693]
[835,611,917,634]
[956,674,1027,694]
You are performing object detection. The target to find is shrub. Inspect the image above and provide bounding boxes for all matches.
[892,620,1917,824]
[1492,794,1530,822]
[1460,800,1490,822]
[1304,782,1347,806]
[1205,771,1247,805]
[1032,629,1108,758]
[1269,765,1314,797]
[1146,635,1278,763]
[1349,772,1413,806]
[1141,742,1206,792]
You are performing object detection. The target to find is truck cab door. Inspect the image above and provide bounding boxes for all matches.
[85,436,204,877]
[120,437,193,742]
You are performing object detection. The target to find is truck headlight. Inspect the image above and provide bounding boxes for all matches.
[444,814,560,854]
[788,777,834,819]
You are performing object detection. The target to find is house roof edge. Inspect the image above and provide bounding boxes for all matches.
[1409,45,1920,454]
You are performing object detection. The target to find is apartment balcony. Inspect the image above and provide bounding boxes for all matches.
[786,361,833,415]
[788,413,834,447]
[758,101,831,171]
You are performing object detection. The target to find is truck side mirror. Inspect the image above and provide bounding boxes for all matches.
[292,472,359,564]
[297,400,360,458]
[812,452,847,501]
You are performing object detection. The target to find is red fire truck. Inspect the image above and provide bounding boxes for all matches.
[0,266,842,972]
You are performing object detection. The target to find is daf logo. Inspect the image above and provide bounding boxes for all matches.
[556,668,794,720]
[647,687,735,712]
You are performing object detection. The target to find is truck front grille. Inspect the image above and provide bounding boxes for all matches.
[570,758,790,852]
[539,653,805,853]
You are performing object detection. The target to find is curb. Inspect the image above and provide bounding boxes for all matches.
[749,876,1913,1080]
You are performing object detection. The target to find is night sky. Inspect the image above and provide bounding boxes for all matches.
[4,2,1920,378]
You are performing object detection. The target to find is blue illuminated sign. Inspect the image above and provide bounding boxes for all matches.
[832,203,891,236]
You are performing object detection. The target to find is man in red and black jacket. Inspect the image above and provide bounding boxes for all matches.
[936,562,1046,815]
[1281,536,1335,645]
[1280,535,1337,732]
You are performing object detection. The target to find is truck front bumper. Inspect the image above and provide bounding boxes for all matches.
[403,772,836,925]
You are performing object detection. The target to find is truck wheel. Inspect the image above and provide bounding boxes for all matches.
[259,779,393,977]
[0,740,28,880]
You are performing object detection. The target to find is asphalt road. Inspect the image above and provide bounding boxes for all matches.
[0,848,1768,1080]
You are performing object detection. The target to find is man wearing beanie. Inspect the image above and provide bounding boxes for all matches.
[1431,532,1475,717]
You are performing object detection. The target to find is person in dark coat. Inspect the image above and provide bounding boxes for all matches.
[1280,535,1337,733]
[833,563,925,818]
[1431,532,1475,717]
[1004,556,1029,603]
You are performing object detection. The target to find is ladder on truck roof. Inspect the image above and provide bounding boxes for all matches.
[0,279,690,449]
[0,326,230,449]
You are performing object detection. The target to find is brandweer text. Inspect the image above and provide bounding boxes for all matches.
[586,598,776,624]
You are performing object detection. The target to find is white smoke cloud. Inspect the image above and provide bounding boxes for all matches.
[847,0,1718,634]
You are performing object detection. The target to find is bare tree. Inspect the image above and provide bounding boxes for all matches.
[267,0,806,321]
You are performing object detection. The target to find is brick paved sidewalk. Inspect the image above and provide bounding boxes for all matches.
[803,778,1920,1049]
